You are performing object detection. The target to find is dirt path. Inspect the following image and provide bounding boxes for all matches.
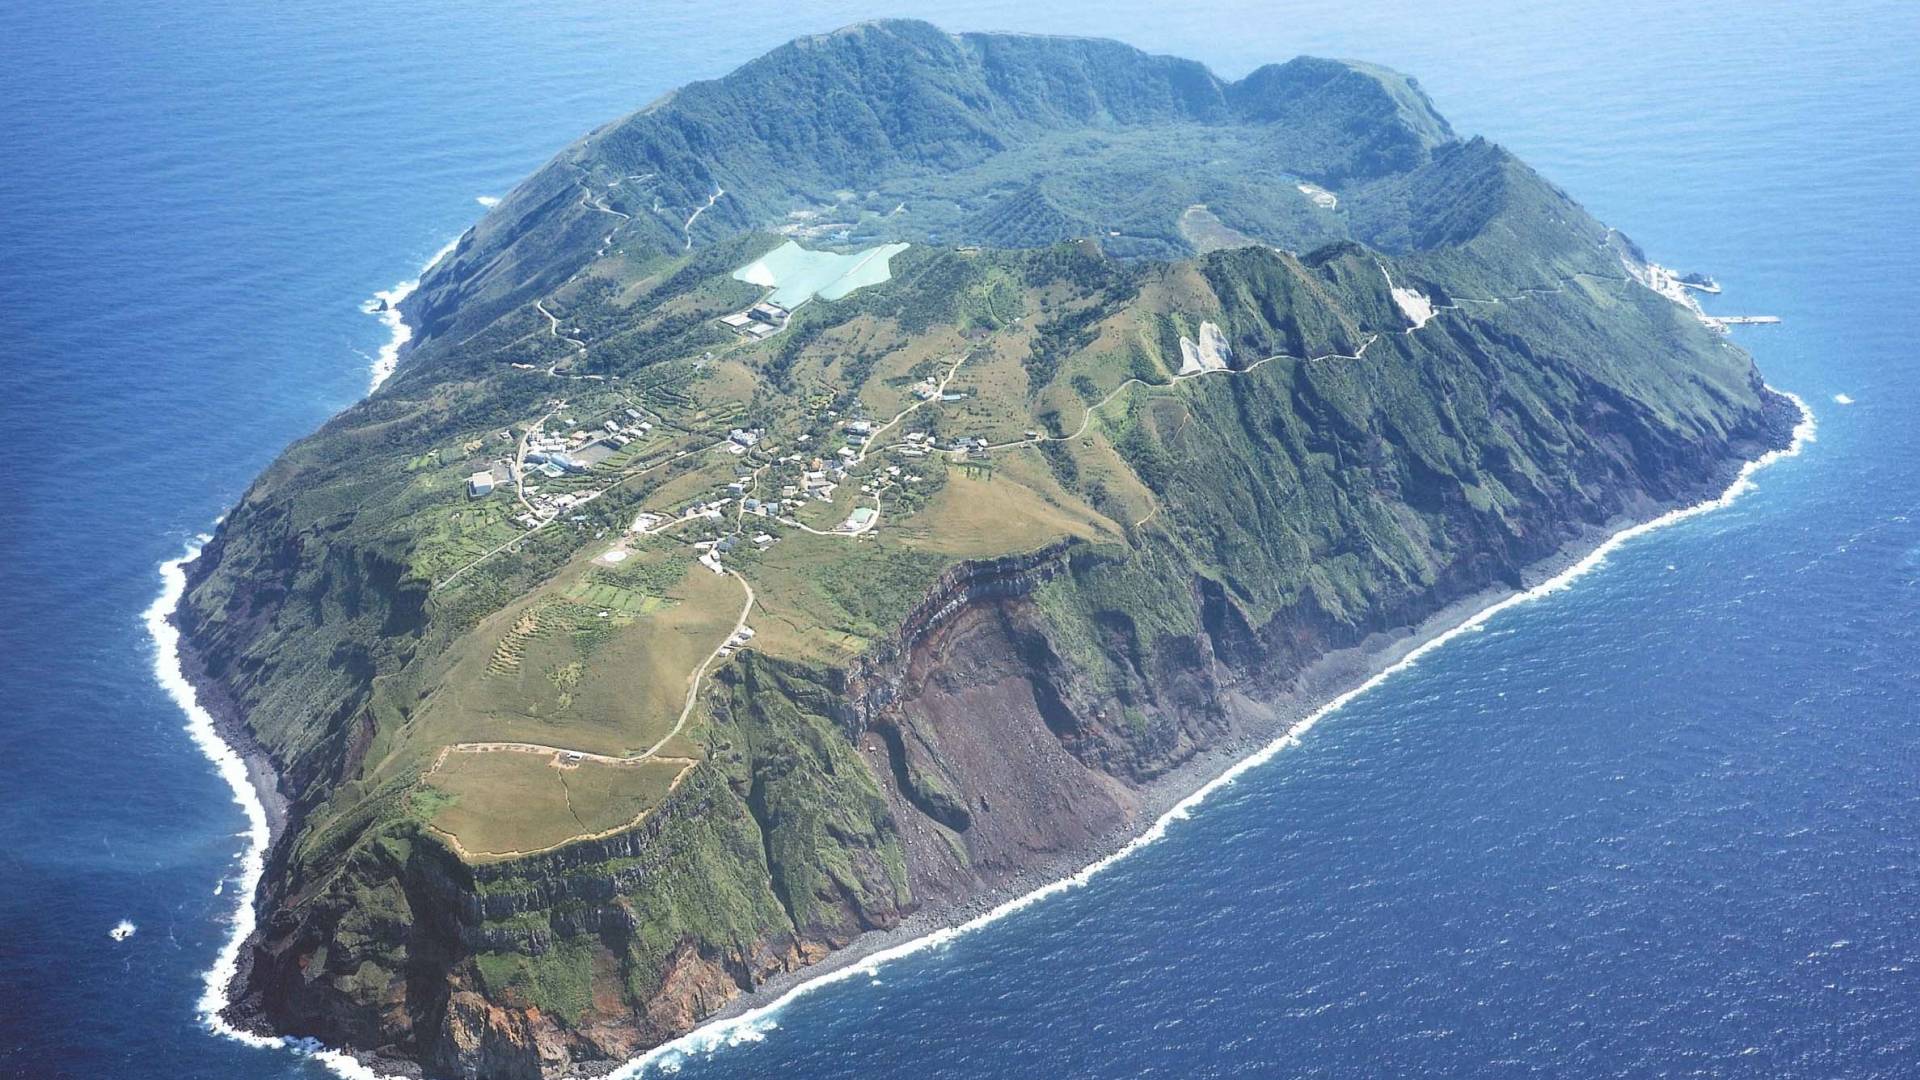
[858,351,970,466]
[576,183,632,223]
[684,187,725,250]
[430,568,752,770]
[427,740,701,774]
[533,299,604,380]
[654,568,754,755]
[423,754,701,861]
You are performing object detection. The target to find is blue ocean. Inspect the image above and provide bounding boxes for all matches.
[3,2,1915,1077]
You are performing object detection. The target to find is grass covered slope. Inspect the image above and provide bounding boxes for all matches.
[406,19,1454,341]
[177,21,1795,1079]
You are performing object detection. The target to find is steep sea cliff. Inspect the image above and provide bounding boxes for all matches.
[170,377,1803,1078]
[21,2,1920,1079]
[166,22,1801,1079]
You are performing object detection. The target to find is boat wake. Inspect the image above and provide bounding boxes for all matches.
[154,378,1810,1077]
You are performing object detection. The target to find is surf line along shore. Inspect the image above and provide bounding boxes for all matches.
[159,386,1813,1080]
[146,236,469,1077]
[364,236,462,392]
[611,388,1815,1077]
[150,241,1812,1076]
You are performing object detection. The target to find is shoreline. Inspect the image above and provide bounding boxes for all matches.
[146,537,286,1058]
[149,236,471,1079]
[151,241,1813,1077]
[363,236,461,392]
[598,389,1815,1078]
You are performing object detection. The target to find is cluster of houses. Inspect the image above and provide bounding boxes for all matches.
[601,408,655,448]
[726,427,761,456]
[511,489,596,531]
[790,457,852,504]
[717,300,790,339]
[859,463,917,496]
[889,430,995,456]
[884,430,990,457]
[485,391,988,581]
[695,530,778,575]
[522,409,655,474]
[643,412,926,573]
[464,408,666,530]
[909,378,970,404]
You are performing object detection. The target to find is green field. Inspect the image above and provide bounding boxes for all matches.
[414,549,740,759]
[425,749,692,858]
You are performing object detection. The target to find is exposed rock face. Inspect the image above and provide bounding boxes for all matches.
[200,387,1794,1078]
[851,385,1802,914]
[172,20,1802,1080]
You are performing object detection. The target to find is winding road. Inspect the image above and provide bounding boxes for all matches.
[683,187,725,250]
[428,567,753,773]
[419,251,1709,857]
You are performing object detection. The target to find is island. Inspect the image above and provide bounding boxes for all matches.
[176,20,1799,1079]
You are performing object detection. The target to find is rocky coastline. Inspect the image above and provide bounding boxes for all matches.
[680,387,1806,1055]
[162,24,1814,1077]
[184,384,1803,1078]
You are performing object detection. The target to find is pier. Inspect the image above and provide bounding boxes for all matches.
[1703,314,1781,331]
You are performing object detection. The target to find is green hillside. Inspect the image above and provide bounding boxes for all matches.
[179,21,1793,1079]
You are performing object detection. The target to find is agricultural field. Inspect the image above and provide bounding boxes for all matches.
[395,545,742,766]
[421,748,693,859]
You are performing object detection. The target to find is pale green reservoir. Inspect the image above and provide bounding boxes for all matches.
[732,240,910,309]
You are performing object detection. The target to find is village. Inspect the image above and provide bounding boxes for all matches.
[427,232,1031,602]
[454,375,1006,584]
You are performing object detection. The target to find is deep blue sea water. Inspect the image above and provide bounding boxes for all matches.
[3,2,1916,1077]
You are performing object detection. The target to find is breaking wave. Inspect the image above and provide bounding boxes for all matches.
[158,388,1811,1077]
[362,236,460,391]
[605,393,1818,1078]
[146,536,278,1052]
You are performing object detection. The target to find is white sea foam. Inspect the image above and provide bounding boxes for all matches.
[1834,393,1854,405]
[159,386,1811,1079]
[604,400,1819,1078]
[154,232,463,1072]
[110,919,136,941]
[476,195,501,208]
[363,236,460,392]
[147,535,280,1052]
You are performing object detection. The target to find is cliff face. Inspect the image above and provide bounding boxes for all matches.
[189,376,1794,1077]
[175,20,1797,1080]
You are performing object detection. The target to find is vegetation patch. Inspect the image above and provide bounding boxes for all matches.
[424,750,693,858]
